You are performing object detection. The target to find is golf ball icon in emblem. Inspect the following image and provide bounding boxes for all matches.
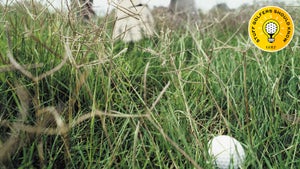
[249,6,294,52]
[263,19,280,43]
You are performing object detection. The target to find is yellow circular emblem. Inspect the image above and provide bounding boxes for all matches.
[248,6,294,52]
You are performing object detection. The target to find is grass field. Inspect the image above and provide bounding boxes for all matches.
[0,1,299,169]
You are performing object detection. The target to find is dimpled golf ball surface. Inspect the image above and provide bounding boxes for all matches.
[208,135,245,169]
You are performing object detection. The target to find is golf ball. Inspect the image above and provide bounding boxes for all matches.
[208,135,245,169]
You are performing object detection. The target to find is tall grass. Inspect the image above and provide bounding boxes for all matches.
[0,1,299,169]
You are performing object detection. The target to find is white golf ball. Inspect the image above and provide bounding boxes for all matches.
[208,135,245,169]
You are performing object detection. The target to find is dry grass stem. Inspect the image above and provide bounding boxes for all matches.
[6,25,68,83]
[1,109,149,136]
[149,81,170,112]
[6,50,36,80]
[0,82,31,162]
[0,63,44,73]
[6,48,68,82]
[143,62,150,104]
